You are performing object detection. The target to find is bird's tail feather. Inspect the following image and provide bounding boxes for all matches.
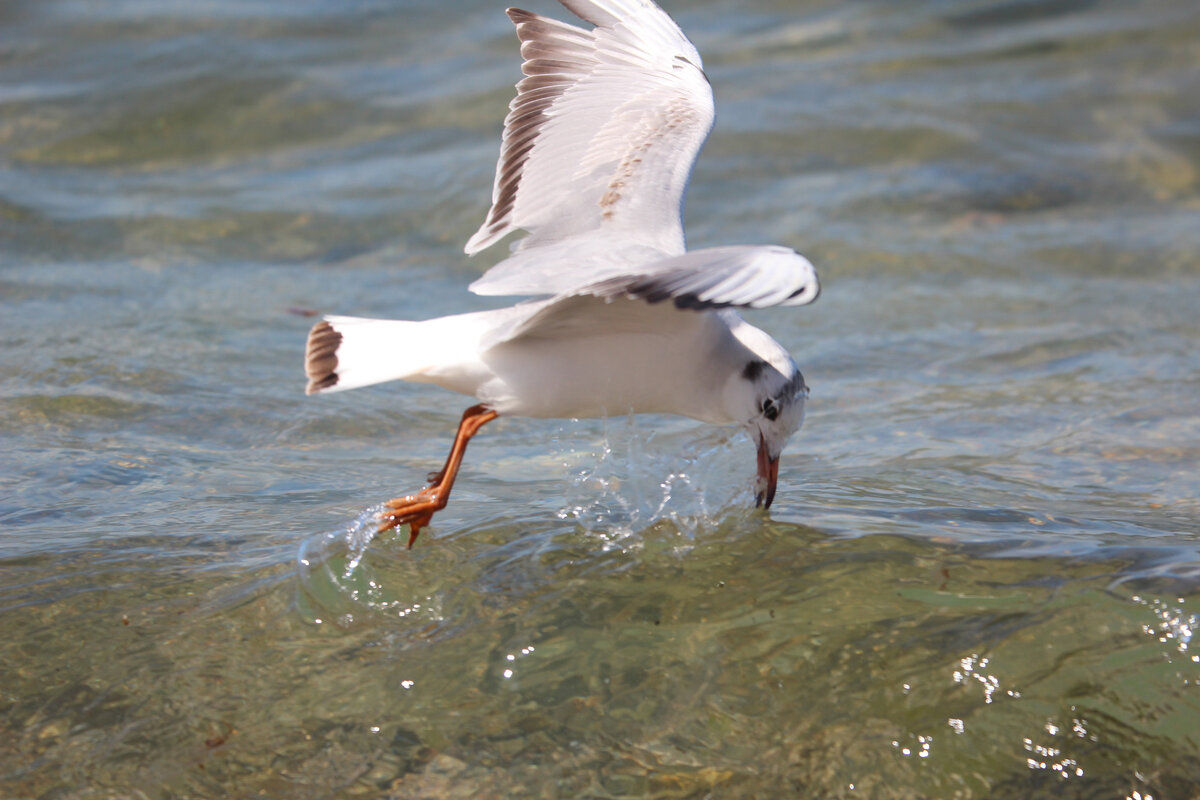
[305,315,432,395]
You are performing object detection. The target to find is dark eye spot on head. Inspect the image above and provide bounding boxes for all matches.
[762,397,779,421]
[742,360,767,382]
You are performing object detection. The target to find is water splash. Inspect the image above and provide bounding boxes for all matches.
[295,506,441,628]
[553,415,751,548]
[292,417,755,619]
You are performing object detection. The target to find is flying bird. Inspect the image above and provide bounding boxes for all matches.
[304,0,820,547]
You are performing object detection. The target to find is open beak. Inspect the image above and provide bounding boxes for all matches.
[755,438,780,509]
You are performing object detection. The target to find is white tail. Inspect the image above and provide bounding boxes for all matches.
[305,315,432,395]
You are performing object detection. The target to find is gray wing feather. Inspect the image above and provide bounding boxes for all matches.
[585,245,820,310]
[484,245,818,348]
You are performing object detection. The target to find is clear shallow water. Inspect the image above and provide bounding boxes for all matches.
[2,0,1199,796]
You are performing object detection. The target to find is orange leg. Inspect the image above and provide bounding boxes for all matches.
[378,404,499,548]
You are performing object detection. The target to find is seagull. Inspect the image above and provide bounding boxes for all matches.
[304,0,820,548]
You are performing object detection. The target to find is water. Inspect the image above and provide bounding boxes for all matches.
[2,0,1198,796]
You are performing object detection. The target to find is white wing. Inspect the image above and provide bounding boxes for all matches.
[465,0,714,266]
[468,232,662,297]
[482,245,820,349]
[585,245,821,310]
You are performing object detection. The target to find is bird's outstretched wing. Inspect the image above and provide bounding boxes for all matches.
[465,0,714,268]
[586,245,821,310]
[484,245,820,349]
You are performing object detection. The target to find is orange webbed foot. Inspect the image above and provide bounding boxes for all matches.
[377,489,442,548]
[375,404,499,550]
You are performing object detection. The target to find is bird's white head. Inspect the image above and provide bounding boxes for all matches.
[721,316,808,508]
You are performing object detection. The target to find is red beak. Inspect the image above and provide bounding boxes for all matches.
[755,439,780,509]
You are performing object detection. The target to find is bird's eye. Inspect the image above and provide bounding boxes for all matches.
[762,398,779,421]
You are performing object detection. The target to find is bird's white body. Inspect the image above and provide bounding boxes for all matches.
[322,299,796,425]
[304,0,821,528]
